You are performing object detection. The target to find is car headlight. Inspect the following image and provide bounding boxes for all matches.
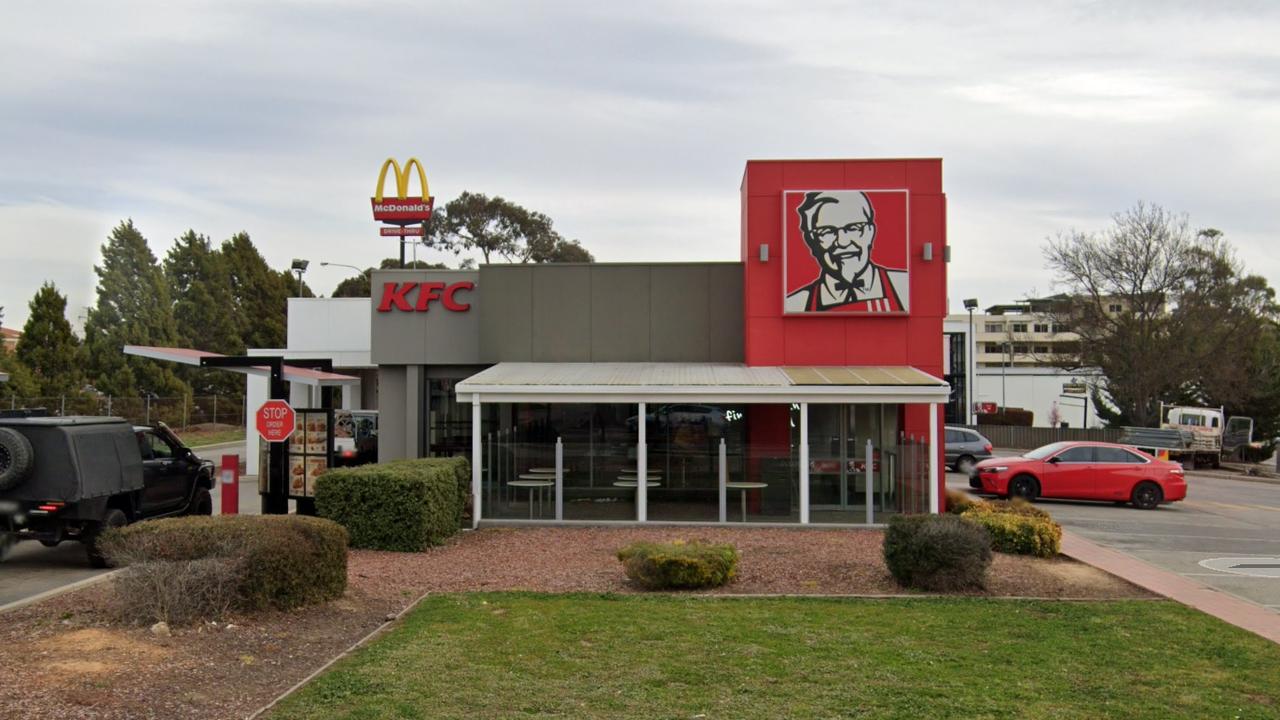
[981,466,1008,473]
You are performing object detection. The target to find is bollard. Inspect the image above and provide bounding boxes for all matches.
[220,454,239,515]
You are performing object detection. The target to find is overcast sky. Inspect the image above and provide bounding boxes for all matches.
[2,1,1277,329]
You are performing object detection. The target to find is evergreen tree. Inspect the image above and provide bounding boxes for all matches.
[164,230,244,394]
[83,220,188,397]
[16,283,83,396]
[221,232,290,350]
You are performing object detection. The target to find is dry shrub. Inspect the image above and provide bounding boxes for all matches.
[101,515,348,625]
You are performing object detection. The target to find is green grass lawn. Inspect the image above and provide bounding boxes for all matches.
[270,594,1280,719]
[181,427,245,448]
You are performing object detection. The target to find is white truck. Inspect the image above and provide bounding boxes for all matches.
[1120,404,1255,469]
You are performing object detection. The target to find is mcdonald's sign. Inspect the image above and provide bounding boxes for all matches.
[371,157,435,223]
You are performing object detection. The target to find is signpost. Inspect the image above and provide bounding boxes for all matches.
[256,400,296,443]
[1062,383,1087,395]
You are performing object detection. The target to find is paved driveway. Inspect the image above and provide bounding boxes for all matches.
[0,478,266,610]
[949,470,1280,613]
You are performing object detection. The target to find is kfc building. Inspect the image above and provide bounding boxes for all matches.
[367,158,948,526]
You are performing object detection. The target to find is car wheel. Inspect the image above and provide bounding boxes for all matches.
[956,455,976,475]
[85,508,128,569]
[1008,475,1038,502]
[187,486,213,516]
[1131,482,1163,510]
[0,427,34,492]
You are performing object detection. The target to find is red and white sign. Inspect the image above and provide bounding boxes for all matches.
[380,226,425,237]
[976,402,998,415]
[255,400,296,443]
[782,189,909,315]
[371,197,434,223]
[376,281,474,313]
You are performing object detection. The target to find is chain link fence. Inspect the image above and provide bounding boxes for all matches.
[2,394,245,431]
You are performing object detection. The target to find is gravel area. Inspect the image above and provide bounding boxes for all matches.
[0,526,1152,719]
[352,526,1155,598]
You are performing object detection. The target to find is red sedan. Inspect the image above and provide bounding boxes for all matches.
[971,441,1186,510]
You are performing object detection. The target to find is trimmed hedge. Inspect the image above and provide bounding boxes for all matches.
[315,457,470,552]
[961,505,1062,558]
[883,514,992,591]
[100,515,348,619]
[617,540,739,590]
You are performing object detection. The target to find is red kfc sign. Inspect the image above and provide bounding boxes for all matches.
[782,190,909,315]
[255,400,296,443]
[377,281,474,313]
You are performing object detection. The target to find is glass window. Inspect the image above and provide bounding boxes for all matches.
[1025,442,1072,459]
[984,322,1003,333]
[1056,446,1094,463]
[1033,323,1050,333]
[945,429,961,443]
[146,432,174,460]
[1034,345,1050,354]
[1096,447,1144,463]
[1011,323,1028,333]
[1013,344,1029,354]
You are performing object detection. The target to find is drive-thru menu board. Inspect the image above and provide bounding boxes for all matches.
[286,408,333,498]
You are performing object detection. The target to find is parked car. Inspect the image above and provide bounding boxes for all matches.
[971,441,1186,510]
[944,426,993,476]
[0,413,215,566]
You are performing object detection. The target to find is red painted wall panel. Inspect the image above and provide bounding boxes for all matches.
[741,159,947,505]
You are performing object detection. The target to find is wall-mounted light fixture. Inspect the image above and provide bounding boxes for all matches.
[759,244,769,262]
[922,243,934,261]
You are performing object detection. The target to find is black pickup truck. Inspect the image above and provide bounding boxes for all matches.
[0,415,215,567]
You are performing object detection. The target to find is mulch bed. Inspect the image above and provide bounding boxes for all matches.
[0,526,1153,719]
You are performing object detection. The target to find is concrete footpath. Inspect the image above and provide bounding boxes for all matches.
[1063,530,1280,644]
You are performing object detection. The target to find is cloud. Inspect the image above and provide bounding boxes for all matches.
[1,0,1278,327]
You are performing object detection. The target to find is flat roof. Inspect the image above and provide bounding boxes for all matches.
[456,363,949,404]
[123,346,361,387]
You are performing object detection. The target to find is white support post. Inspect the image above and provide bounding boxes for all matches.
[718,438,727,523]
[928,403,940,514]
[865,438,874,525]
[637,402,647,522]
[471,396,482,529]
[555,436,564,521]
[799,402,810,524]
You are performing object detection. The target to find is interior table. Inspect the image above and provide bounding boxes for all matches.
[725,481,768,522]
[511,476,555,519]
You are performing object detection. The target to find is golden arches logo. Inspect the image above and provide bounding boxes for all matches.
[374,157,431,202]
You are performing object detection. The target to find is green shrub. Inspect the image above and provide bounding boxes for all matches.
[945,489,979,515]
[617,540,739,590]
[315,457,469,551]
[961,507,1062,557]
[882,515,992,591]
[979,497,1053,520]
[101,515,348,622]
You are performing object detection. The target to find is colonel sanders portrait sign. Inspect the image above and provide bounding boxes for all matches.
[783,190,909,314]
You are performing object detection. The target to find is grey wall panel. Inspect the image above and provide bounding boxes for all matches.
[707,263,744,362]
[377,366,407,462]
[531,265,592,361]
[589,266,652,361]
[479,266,534,361]
[650,265,712,361]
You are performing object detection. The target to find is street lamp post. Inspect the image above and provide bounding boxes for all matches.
[290,259,310,298]
[963,298,978,424]
[319,261,370,277]
[1001,341,1011,411]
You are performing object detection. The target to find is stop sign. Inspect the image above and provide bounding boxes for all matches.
[255,400,296,443]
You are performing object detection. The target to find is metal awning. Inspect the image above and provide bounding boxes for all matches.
[456,362,949,404]
[123,346,360,387]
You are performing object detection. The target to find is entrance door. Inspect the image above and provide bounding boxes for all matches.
[808,404,881,522]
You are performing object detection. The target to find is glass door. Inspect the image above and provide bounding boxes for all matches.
[809,404,884,524]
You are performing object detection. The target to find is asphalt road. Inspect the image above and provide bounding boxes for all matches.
[948,469,1280,613]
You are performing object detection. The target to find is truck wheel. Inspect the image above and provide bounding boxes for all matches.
[85,508,128,569]
[186,487,213,516]
[0,427,34,491]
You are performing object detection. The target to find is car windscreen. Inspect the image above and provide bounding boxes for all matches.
[1024,442,1073,460]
